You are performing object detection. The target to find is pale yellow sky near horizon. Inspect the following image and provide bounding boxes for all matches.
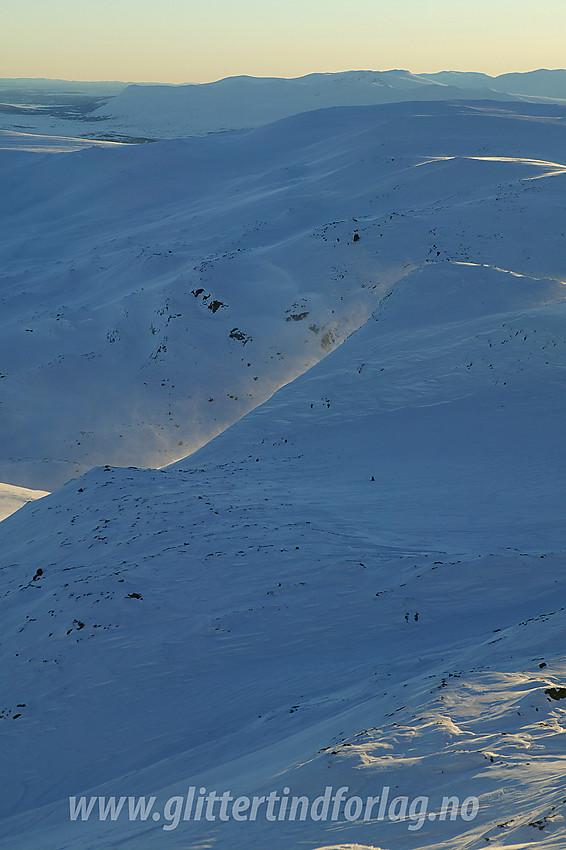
[2,0,565,84]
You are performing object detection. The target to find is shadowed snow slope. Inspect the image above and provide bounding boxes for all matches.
[0,231,564,848]
[1,100,566,492]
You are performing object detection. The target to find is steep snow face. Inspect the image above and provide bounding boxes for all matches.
[1,100,566,492]
[0,243,564,848]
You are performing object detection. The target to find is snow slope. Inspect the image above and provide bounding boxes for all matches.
[1,100,566,492]
[1,97,566,850]
[0,248,564,848]
[0,482,48,521]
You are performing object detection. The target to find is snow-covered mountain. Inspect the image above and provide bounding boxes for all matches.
[423,68,566,101]
[1,99,565,495]
[85,69,566,141]
[91,69,517,139]
[493,68,566,99]
[1,95,565,849]
[3,69,565,143]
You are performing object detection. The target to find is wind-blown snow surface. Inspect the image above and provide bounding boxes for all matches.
[1,99,566,849]
[2,100,566,494]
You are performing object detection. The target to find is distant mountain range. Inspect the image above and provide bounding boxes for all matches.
[91,68,566,139]
[2,69,566,141]
[423,68,566,98]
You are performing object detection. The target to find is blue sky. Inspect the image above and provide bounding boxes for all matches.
[3,0,565,82]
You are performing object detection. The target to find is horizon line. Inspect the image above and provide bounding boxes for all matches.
[1,67,566,87]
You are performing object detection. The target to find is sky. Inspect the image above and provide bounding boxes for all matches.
[3,0,565,83]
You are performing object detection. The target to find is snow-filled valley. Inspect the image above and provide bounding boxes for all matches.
[1,90,565,850]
